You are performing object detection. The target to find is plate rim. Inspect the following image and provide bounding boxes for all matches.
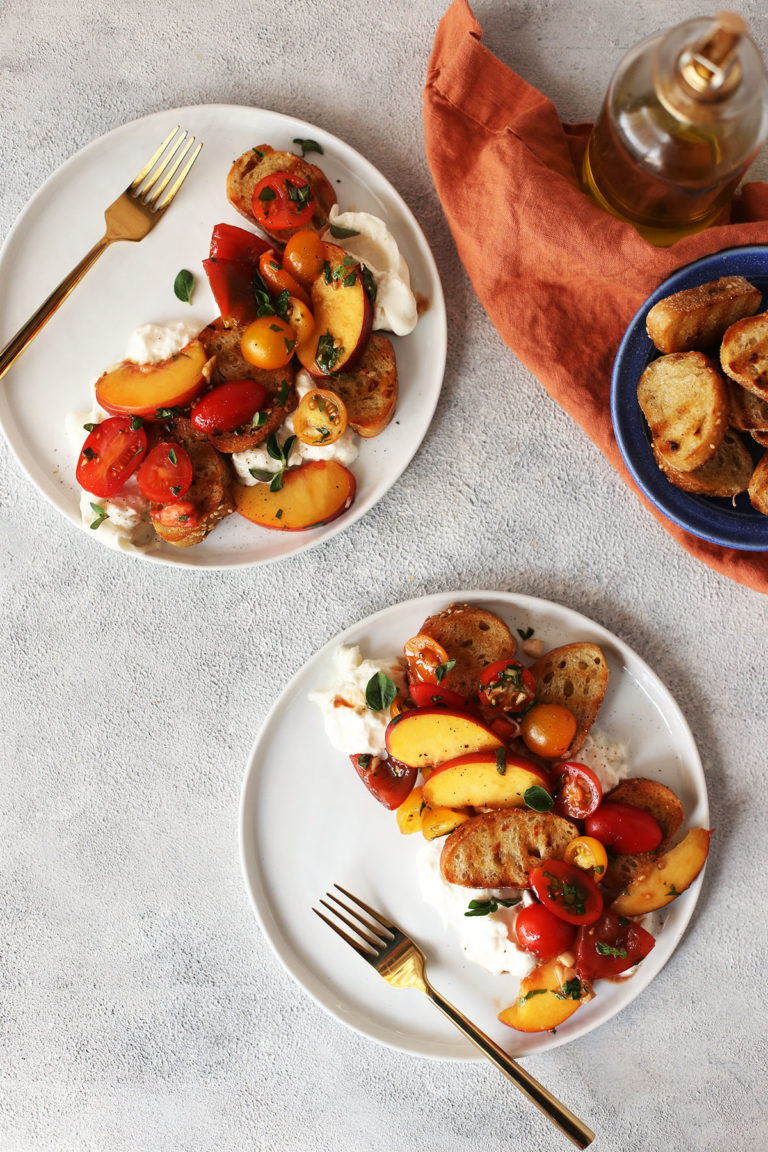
[238,588,709,1061]
[0,103,447,570]
[611,244,768,551]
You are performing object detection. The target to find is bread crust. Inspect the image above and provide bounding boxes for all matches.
[726,378,768,432]
[530,643,608,757]
[637,351,728,473]
[416,604,517,698]
[721,312,768,400]
[226,145,337,242]
[150,417,235,547]
[748,451,768,515]
[646,275,761,354]
[652,428,753,497]
[332,333,398,437]
[440,809,578,888]
[600,778,684,890]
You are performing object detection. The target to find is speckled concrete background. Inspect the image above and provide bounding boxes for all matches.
[2,2,767,1150]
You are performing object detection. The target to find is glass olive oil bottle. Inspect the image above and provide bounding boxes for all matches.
[583,13,768,245]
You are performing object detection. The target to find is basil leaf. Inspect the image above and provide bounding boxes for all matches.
[365,671,397,712]
[434,659,456,684]
[173,269,195,304]
[293,138,323,156]
[524,785,554,813]
[265,433,283,462]
[269,471,284,493]
[249,468,276,483]
[329,222,360,239]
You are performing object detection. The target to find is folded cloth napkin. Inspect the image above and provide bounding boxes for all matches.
[424,0,768,594]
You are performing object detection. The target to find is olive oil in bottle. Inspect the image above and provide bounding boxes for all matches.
[583,13,768,245]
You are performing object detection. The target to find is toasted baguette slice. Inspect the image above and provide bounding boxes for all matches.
[752,430,768,448]
[440,809,578,888]
[721,312,768,400]
[645,276,762,354]
[637,352,728,473]
[727,378,768,432]
[652,428,753,497]
[226,145,336,241]
[332,333,398,437]
[150,417,235,547]
[530,643,608,757]
[601,779,684,891]
[197,322,296,453]
[416,604,517,698]
[748,451,768,515]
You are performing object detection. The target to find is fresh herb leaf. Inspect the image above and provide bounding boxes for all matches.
[129,415,143,430]
[315,330,342,373]
[357,753,372,770]
[596,941,627,959]
[434,659,456,684]
[89,502,108,530]
[555,978,584,1001]
[83,422,97,432]
[249,468,276,483]
[464,895,521,918]
[275,508,283,520]
[329,222,360,239]
[258,186,277,202]
[155,407,181,420]
[82,447,97,461]
[342,271,357,288]
[495,747,507,776]
[168,448,178,466]
[524,785,554,813]
[173,269,195,304]
[265,433,283,462]
[520,989,547,1002]
[517,627,534,641]
[170,485,181,497]
[269,472,284,493]
[360,265,377,304]
[293,138,323,156]
[252,410,269,428]
[252,148,264,159]
[365,671,397,712]
[277,380,290,407]
[273,289,290,319]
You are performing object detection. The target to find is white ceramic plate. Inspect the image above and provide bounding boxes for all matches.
[239,591,709,1060]
[0,106,446,568]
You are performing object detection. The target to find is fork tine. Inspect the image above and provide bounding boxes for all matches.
[312,906,374,958]
[156,140,202,210]
[138,132,189,200]
[321,895,388,950]
[334,884,396,932]
[146,135,197,206]
[129,125,181,189]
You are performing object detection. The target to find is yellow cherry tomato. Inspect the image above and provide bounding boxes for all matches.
[258,249,311,307]
[286,295,315,347]
[563,836,609,880]
[240,315,297,371]
[282,229,326,287]
[520,703,577,760]
[293,388,348,446]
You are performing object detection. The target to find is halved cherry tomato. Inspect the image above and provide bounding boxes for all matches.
[203,258,258,326]
[408,682,467,709]
[351,753,416,810]
[563,836,609,880]
[585,802,663,855]
[551,763,603,821]
[258,250,311,308]
[520,703,577,760]
[190,379,269,435]
[293,388,348,446]
[479,659,536,713]
[285,295,315,347]
[137,443,193,503]
[403,634,450,685]
[240,315,297,371]
[515,903,577,961]
[209,222,270,264]
[282,228,326,286]
[574,909,655,980]
[150,500,200,530]
[529,860,604,926]
[75,416,147,497]
[251,171,315,232]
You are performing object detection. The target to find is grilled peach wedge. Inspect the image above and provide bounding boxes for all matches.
[385,707,503,770]
[96,338,210,419]
[423,751,550,810]
[234,459,355,530]
[499,959,591,1033]
[611,828,711,916]
[296,243,372,378]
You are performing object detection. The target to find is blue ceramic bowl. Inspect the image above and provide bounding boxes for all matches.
[611,246,768,551]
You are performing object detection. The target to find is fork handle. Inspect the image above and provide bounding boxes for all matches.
[0,236,111,382]
[426,985,594,1148]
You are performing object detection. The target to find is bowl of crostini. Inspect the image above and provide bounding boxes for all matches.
[611,246,768,550]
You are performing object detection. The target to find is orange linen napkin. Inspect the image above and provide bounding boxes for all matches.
[424,0,768,594]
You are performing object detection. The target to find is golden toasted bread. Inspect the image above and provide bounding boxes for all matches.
[440,809,578,888]
[752,430,768,448]
[332,333,398,437]
[600,779,684,891]
[652,428,753,497]
[416,604,517,698]
[197,322,297,453]
[721,312,768,400]
[226,145,337,241]
[637,351,728,473]
[748,451,768,515]
[150,417,235,547]
[645,276,762,354]
[530,643,608,757]
[726,378,768,432]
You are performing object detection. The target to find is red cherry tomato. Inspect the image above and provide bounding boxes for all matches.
[351,753,416,810]
[551,762,603,821]
[479,659,536,713]
[209,222,270,264]
[574,910,655,980]
[75,416,147,497]
[585,802,663,855]
[202,258,259,326]
[529,860,604,926]
[150,500,199,530]
[408,682,467,709]
[251,171,315,232]
[514,903,577,961]
[137,443,193,504]
[190,379,269,435]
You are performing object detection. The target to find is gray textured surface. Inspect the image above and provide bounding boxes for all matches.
[2,2,768,1150]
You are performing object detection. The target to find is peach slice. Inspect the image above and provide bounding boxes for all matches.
[385,707,503,770]
[95,339,210,419]
[499,959,591,1033]
[233,459,355,530]
[611,828,711,916]
[423,751,551,811]
[296,243,372,377]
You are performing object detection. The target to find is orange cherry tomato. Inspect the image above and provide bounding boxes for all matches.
[286,295,315,347]
[150,500,200,530]
[520,703,577,760]
[240,315,297,371]
[403,634,450,685]
[563,836,609,881]
[293,388,348,446]
[258,250,311,308]
[282,229,326,286]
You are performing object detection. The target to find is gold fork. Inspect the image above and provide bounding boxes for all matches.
[0,126,202,382]
[314,885,594,1149]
